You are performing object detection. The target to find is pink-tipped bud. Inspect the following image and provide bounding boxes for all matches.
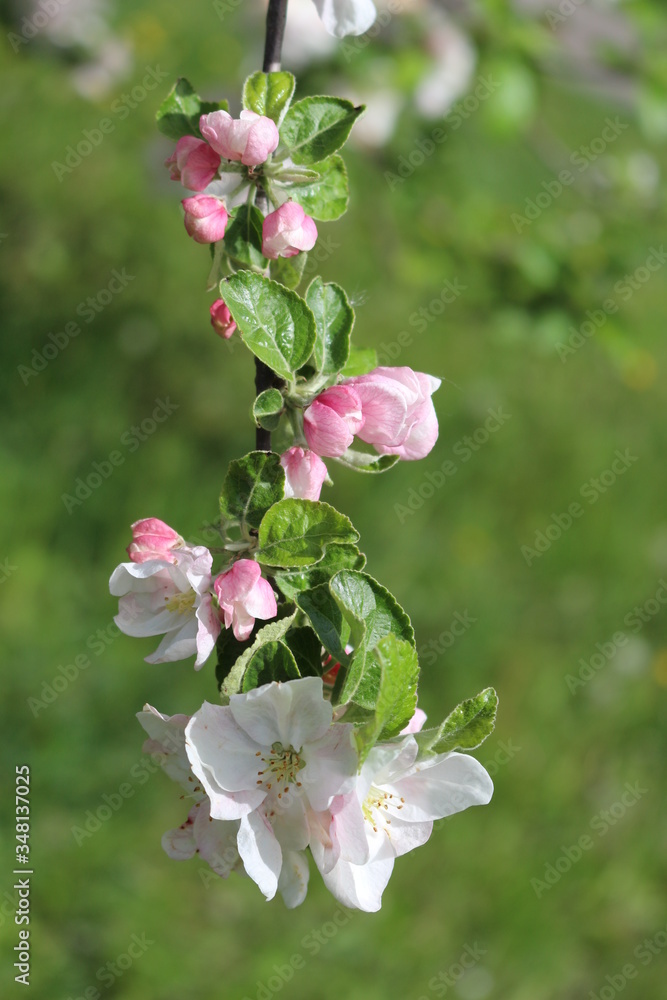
[199,110,280,167]
[210,299,237,339]
[344,367,441,460]
[127,518,184,563]
[181,195,229,244]
[213,559,277,642]
[280,447,328,501]
[165,136,221,191]
[262,203,318,259]
[303,385,364,458]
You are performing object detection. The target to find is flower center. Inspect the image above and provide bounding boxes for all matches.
[255,742,306,799]
[362,785,405,836]
[164,590,196,615]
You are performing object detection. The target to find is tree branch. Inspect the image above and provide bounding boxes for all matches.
[255,0,289,451]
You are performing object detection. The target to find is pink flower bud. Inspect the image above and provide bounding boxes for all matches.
[165,136,221,191]
[344,367,441,460]
[210,299,237,339]
[262,203,318,259]
[199,110,280,167]
[214,559,277,642]
[303,385,364,458]
[181,195,229,244]
[280,447,328,501]
[127,518,184,563]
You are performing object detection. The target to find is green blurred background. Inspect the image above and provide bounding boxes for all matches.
[1,0,666,997]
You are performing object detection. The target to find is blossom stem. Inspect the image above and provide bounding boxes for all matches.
[255,0,290,451]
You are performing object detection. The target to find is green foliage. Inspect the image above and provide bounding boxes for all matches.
[334,450,400,474]
[224,205,267,270]
[156,77,228,140]
[220,611,298,698]
[222,272,316,380]
[306,277,353,376]
[273,544,366,600]
[354,635,420,762]
[282,155,349,221]
[257,499,359,568]
[242,71,296,125]
[278,97,365,165]
[416,689,499,757]
[241,640,300,691]
[252,388,284,431]
[219,451,285,532]
[329,570,415,707]
[269,251,308,290]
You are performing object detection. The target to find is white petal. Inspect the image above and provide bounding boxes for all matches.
[237,811,282,900]
[278,850,310,909]
[162,808,197,860]
[144,617,198,663]
[308,809,341,876]
[303,724,358,811]
[388,752,493,823]
[136,705,193,791]
[322,856,393,912]
[193,800,241,877]
[330,791,371,865]
[185,705,265,819]
[230,676,332,749]
[311,0,376,38]
[268,795,310,852]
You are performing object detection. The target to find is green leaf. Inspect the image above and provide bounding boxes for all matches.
[242,640,300,692]
[306,277,353,376]
[157,78,228,141]
[281,626,323,677]
[274,544,366,600]
[219,451,285,532]
[283,155,349,221]
[222,271,316,380]
[257,499,359,568]
[270,252,308,291]
[295,585,352,663]
[253,388,284,432]
[342,346,378,377]
[221,611,298,699]
[224,205,267,270]
[416,688,499,757]
[328,571,414,708]
[334,450,400,475]
[215,626,254,693]
[278,97,364,165]
[355,635,420,762]
[242,71,295,125]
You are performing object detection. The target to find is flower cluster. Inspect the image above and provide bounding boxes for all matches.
[112,61,498,915]
[139,679,493,911]
[110,519,277,666]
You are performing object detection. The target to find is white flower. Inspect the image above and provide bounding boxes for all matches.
[137,705,243,879]
[185,677,358,901]
[311,0,376,38]
[310,736,493,911]
[110,546,220,668]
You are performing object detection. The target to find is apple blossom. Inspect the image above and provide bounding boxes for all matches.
[303,384,364,458]
[311,736,493,911]
[127,517,185,564]
[210,298,237,339]
[182,194,229,244]
[165,135,221,191]
[344,366,441,460]
[311,0,377,38]
[110,546,220,668]
[213,559,277,642]
[262,203,318,259]
[185,677,358,900]
[200,110,279,167]
[280,446,328,501]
